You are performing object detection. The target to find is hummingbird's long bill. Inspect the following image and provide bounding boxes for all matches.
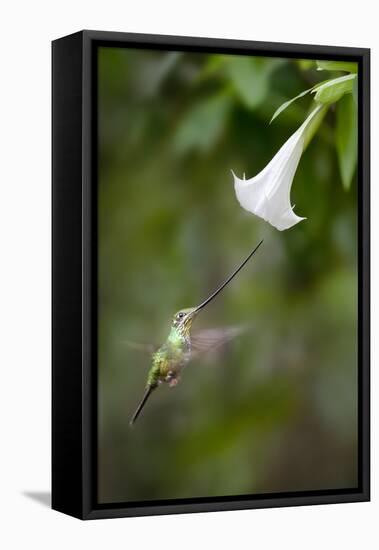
[194,239,263,313]
[130,385,155,426]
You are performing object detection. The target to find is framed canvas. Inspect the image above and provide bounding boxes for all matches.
[52,30,370,520]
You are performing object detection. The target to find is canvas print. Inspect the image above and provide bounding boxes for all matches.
[97,47,358,505]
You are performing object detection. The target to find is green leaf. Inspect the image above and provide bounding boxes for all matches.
[197,55,227,82]
[297,59,314,71]
[270,78,332,124]
[303,105,328,150]
[316,60,358,73]
[313,74,356,104]
[352,77,358,106]
[226,56,285,109]
[136,52,182,99]
[173,94,232,154]
[336,94,358,190]
[270,86,314,124]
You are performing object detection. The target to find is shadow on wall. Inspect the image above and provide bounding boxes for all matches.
[22,491,51,508]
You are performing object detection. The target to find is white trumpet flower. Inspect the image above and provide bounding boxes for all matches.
[232,106,322,231]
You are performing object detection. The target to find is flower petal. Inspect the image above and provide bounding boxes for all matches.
[233,107,321,231]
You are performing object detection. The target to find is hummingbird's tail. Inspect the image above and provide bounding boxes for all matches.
[129,385,155,427]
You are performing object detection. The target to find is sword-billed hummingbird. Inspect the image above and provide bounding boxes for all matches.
[129,240,263,425]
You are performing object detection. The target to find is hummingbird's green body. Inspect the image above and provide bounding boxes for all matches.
[147,307,195,388]
[129,241,263,426]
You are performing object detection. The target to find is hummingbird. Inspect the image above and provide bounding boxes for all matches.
[129,239,263,426]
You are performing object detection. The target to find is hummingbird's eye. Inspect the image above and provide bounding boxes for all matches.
[178,312,184,319]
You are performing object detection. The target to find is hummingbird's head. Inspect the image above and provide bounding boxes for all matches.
[172,307,198,337]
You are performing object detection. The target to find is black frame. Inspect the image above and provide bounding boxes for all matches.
[52,30,370,520]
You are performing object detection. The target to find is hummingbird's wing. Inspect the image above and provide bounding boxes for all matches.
[188,326,246,361]
[122,339,157,355]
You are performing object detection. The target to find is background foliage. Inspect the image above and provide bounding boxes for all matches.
[98,47,358,503]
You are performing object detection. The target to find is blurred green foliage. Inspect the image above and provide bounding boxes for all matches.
[98,47,358,503]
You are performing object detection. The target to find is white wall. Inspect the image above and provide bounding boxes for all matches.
[0,1,376,548]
